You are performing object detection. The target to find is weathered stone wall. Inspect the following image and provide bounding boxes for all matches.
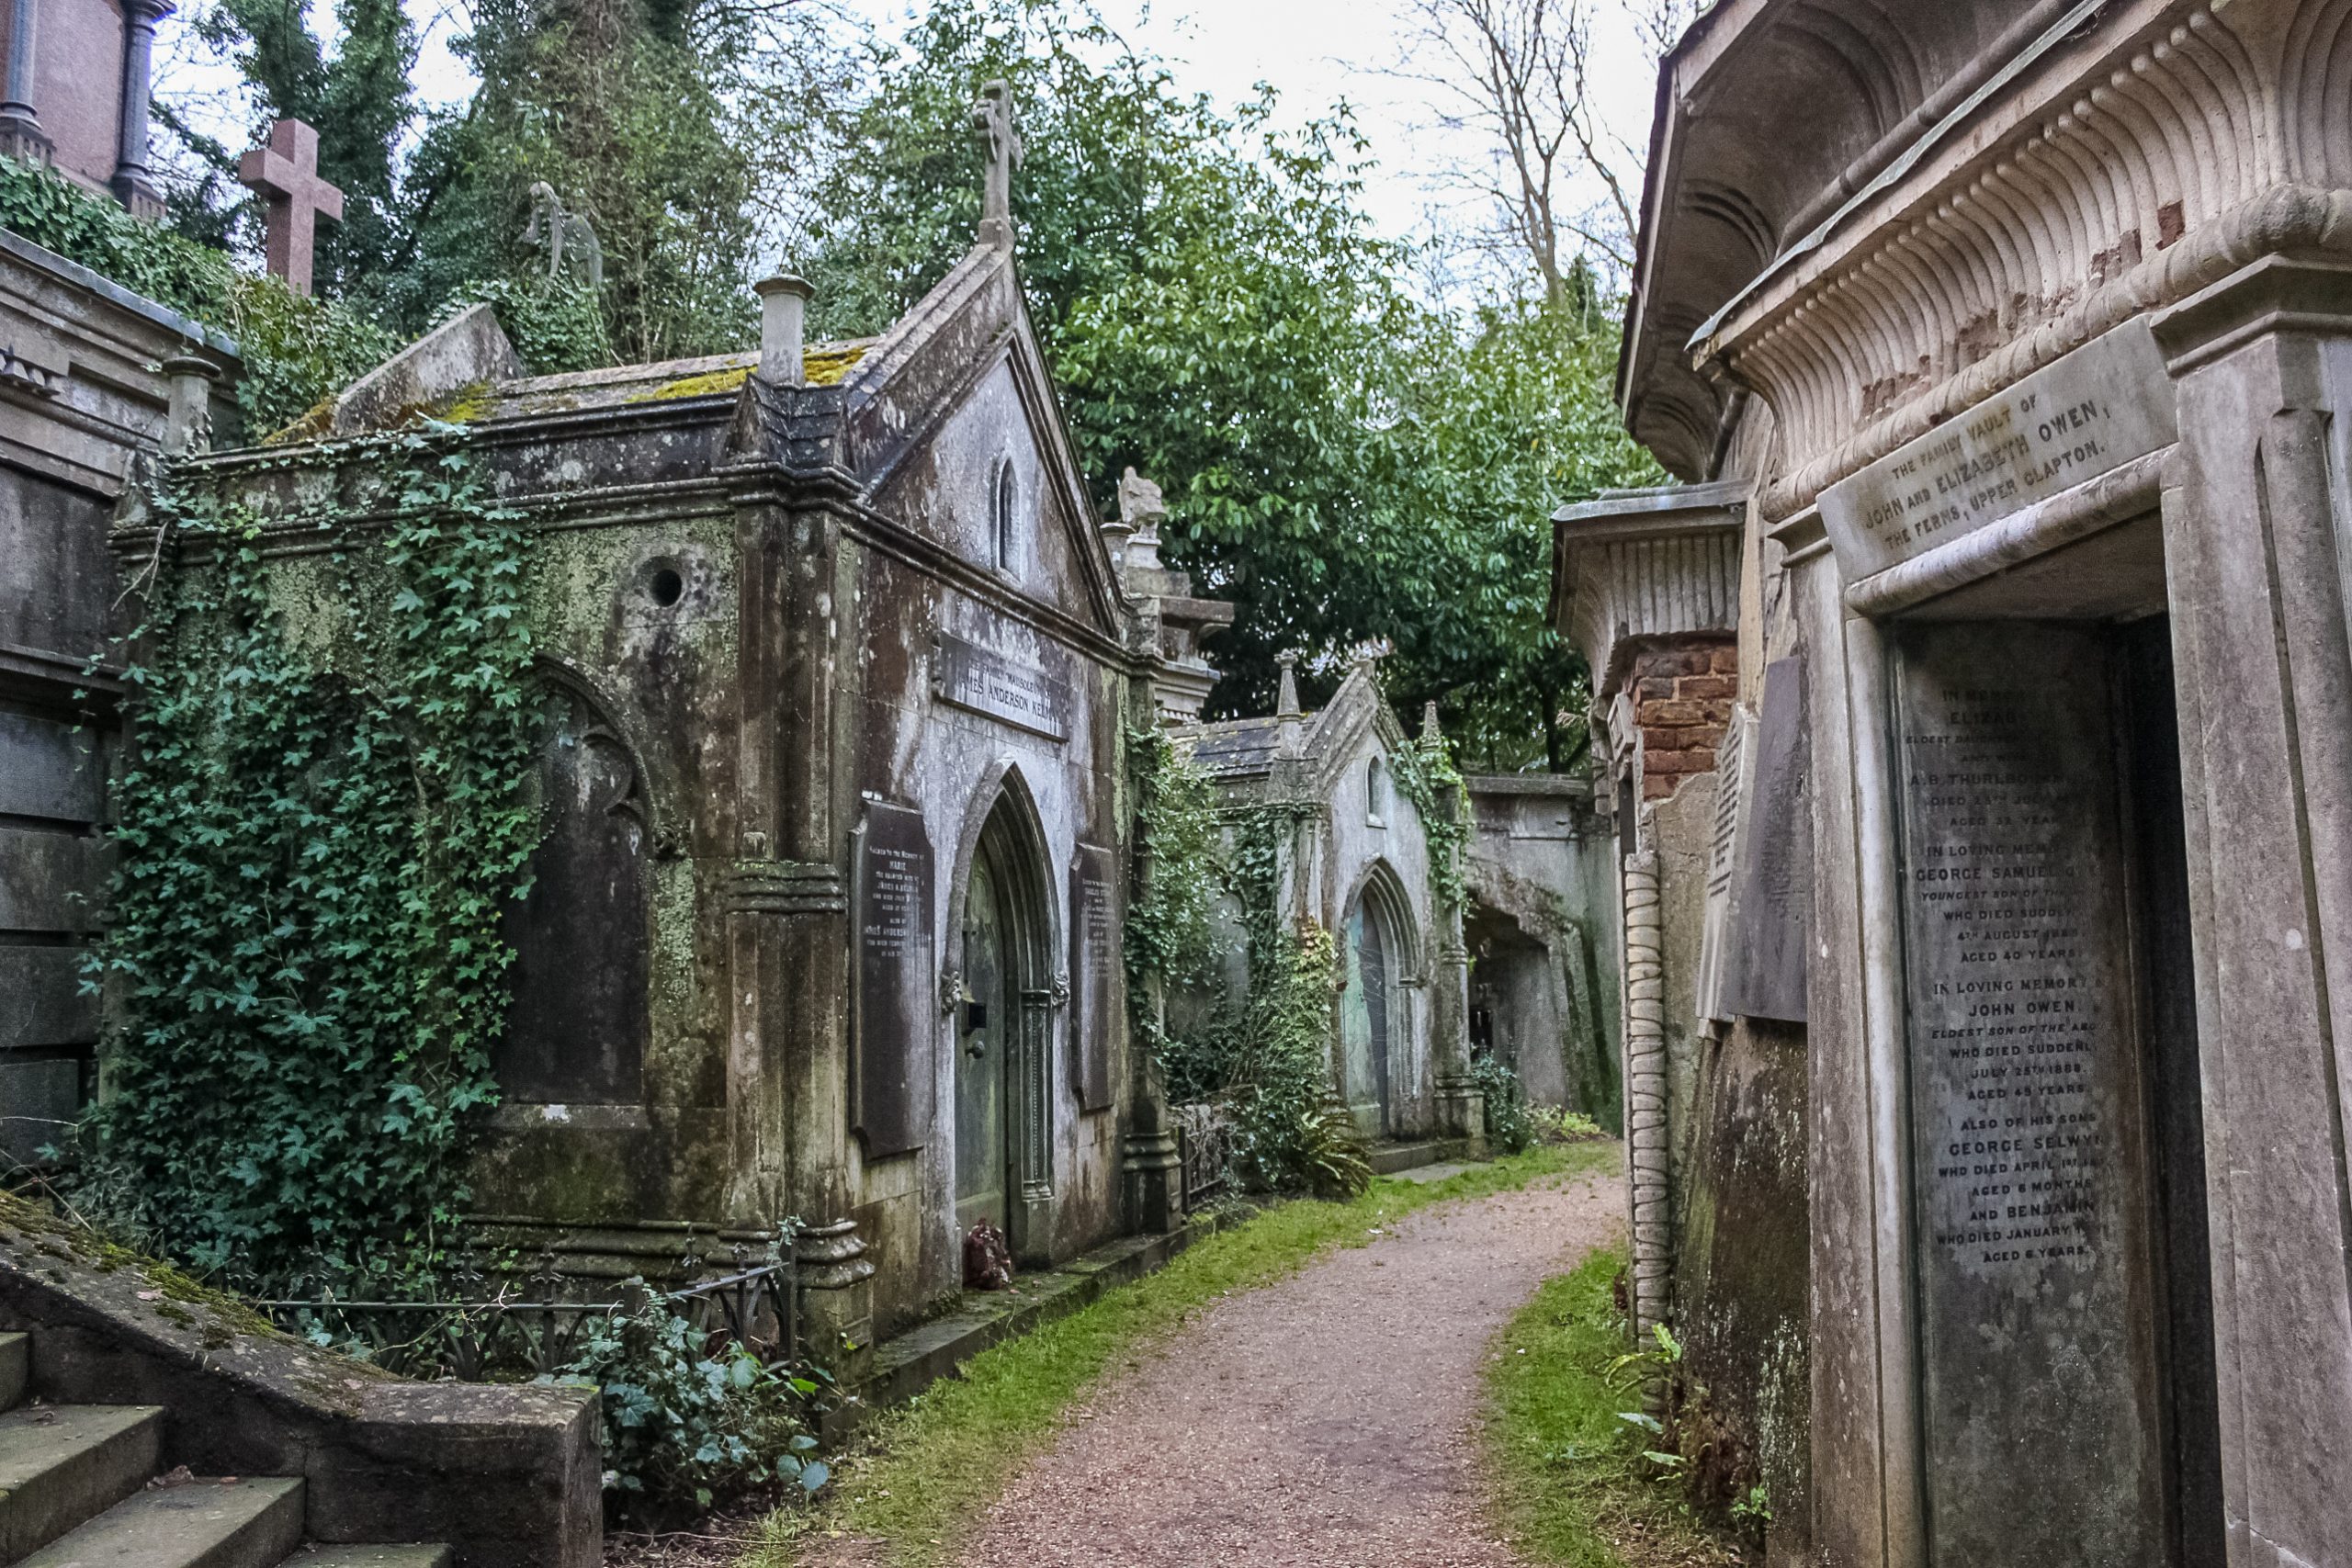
[0,232,236,1169]
[1671,1018,1812,1564]
[1464,775,1622,1126]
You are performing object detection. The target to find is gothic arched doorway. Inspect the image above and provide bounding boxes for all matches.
[951,776,1056,1256]
[1340,866,1414,1139]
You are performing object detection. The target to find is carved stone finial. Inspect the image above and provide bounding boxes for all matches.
[160,354,220,456]
[1276,650,1301,717]
[1119,467,1166,571]
[1421,700,1442,742]
[970,80,1023,244]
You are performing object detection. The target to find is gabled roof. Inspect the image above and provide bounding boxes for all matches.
[1171,660,1409,793]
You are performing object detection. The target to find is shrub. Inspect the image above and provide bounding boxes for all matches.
[562,1284,831,1519]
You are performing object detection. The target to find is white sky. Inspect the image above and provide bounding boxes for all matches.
[152,0,1667,290]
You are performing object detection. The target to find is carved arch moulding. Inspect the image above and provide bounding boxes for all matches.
[1688,0,2352,522]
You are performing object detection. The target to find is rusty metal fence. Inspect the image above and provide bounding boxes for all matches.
[1173,1100,1235,1209]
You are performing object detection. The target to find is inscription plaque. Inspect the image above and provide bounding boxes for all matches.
[1896,623,2165,1567]
[1822,321,2175,581]
[1694,706,1755,1024]
[1069,843,1118,1112]
[1722,658,1809,1024]
[854,800,935,1158]
[933,634,1069,740]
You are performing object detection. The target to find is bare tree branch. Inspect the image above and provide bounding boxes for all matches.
[1380,0,1706,295]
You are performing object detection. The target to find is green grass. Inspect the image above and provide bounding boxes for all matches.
[1483,1247,1738,1567]
[750,1140,1619,1568]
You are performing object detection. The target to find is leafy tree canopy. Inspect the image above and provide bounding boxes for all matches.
[796,0,1659,761]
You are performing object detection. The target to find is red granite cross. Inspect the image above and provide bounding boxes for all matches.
[237,118,343,297]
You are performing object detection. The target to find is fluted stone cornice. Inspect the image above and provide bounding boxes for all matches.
[1682,0,2352,521]
[1548,482,1747,701]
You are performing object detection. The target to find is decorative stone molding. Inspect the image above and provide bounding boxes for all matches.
[1547,481,1746,703]
[1622,850,1670,1343]
[726,859,847,916]
[1656,0,2352,519]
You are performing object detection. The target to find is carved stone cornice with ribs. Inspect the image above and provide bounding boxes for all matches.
[1675,0,2352,520]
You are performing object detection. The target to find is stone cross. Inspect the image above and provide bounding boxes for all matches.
[969,80,1023,239]
[238,118,344,297]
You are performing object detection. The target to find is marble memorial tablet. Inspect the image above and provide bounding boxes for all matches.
[1822,321,2175,580]
[1694,706,1755,1024]
[1895,623,2165,1567]
[933,633,1069,740]
[1069,843,1118,1112]
[854,800,934,1158]
[1723,658,1808,1024]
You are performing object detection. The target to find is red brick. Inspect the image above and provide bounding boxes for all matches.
[1637,676,1680,701]
[1640,698,1712,727]
[1675,674,1736,701]
[1709,646,1740,673]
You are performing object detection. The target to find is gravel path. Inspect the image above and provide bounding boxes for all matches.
[952,1161,1624,1568]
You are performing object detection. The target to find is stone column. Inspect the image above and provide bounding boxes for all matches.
[2153,262,2352,1568]
[1428,758,1485,1154]
[110,0,166,219]
[1621,847,1670,1342]
[0,0,50,164]
[729,488,871,1380]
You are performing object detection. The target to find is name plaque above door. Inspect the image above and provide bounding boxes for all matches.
[1819,320,2176,581]
[933,633,1069,741]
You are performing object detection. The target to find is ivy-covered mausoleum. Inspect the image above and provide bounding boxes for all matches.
[134,179,1223,1351]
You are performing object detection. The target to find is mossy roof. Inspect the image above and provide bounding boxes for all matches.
[438,340,872,424]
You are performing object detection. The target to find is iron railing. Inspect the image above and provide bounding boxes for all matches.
[263,1248,798,1382]
[1174,1100,1235,1209]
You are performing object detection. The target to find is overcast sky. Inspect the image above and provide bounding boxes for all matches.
[153,0,1668,289]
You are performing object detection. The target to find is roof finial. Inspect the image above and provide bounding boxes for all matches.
[1276,651,1301,717]
[1421,700,1442,743]
[970,80,1023,248]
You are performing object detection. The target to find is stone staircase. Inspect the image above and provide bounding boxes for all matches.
[0,1332,447,1568]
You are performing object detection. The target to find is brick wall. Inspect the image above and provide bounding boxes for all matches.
[1629,634,1737,799]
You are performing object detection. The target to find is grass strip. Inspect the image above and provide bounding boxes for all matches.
[1483,1247,1739,1568]
[751,1139,1619,1568]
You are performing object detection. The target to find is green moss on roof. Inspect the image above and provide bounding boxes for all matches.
[805,344,865,385]
[632,365,752,401]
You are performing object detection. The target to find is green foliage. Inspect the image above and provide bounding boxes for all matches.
[564,1285,830,1514]
[1389,723,1467,915]
[444,276,615,376]
[74,429,540,1291]
[796,1,1662,753]
[1484,1249,1741,1567]
[1121,723,1225,998]
[192,0,418,299]
[1474,1052,1535,1156]
[759,1141,1611,1568]
[0,154,398,434]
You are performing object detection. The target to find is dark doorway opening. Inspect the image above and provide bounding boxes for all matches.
[2120,615,2224,1568]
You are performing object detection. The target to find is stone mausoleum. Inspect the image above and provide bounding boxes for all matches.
[1173,654,1484,1152]
[146,142,1208,1358]
[1567,0,2352,1562]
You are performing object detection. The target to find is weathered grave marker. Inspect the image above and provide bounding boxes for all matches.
[1895,622,2165,1567]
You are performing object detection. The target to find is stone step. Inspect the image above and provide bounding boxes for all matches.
[0,1333,25,1413]
[1366,1137,1475,1176]
[0,1404,164,1562]
[283,1545,452,1568]
[16,1477,304,1568]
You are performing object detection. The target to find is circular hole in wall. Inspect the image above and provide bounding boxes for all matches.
[647,565,685,607]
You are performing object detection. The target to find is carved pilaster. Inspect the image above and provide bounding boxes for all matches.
[793,1217,875,1384]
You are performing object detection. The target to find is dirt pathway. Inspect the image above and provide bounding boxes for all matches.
[953,1163,1624,1568]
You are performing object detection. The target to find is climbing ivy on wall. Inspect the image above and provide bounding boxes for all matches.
[1390,728,1467,918]
[74,429,542,1291]
[1121,723,1224,1010]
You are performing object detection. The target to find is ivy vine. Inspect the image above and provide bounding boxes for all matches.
[1390,727,1467,917]
[75,428,542,1292]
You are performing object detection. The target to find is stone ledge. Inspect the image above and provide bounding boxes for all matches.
[0,1196,599,1568]
[1365,1138,1476,1177]
[850,1213,1229,1430]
